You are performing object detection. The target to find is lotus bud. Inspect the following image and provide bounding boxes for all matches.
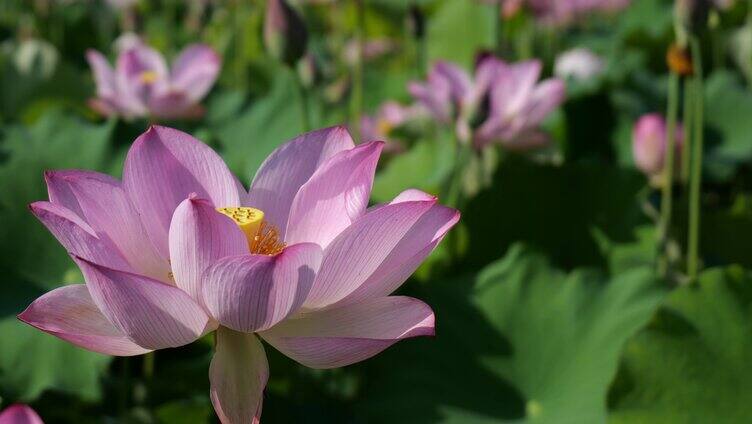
[632,113,684,178]
[554,48,605,81]
[264,0,308,67]
[13,38,58,79]
[296,52,318,89]
[0,404,44,424]
[408,5,425,40]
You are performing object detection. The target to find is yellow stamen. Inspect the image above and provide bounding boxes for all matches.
[217,207,286,255]
[140,70,159,84]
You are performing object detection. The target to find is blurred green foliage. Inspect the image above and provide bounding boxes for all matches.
[0,0,752,422]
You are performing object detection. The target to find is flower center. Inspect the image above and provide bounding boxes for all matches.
[216,207,286,255]
[377,119,393,135]
[139,70,159,84]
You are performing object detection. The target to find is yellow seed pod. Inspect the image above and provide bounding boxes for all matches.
[216,207,265,244]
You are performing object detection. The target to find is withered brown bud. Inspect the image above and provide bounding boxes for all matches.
[666,44,693,76]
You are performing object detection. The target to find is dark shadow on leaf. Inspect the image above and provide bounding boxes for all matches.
[357,275,525,423]
[461,156,646,272]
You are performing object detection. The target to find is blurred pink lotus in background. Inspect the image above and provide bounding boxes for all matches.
[343,38,396,66]
[360,101,424,152]
[0,405,43,424]
[632,113,684,183]
[409,57,565,150]
[19,125,458,423]
[86,39,221,120]
[509,0,631,25]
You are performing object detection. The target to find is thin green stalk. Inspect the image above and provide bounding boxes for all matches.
[120,5,136,33]
[120,357,130,417]
[680,77,693,184]
[415,29,426,77]
[658,72,681,278]
[445,140,472,209]
[709,11,723,71]
[407,4,425,76]
[515,25,533,60]
[296,73,311,132]
[143,351,154,380]
[687,36,704,281]
[444,136,473,263]
[350,0,365,140]
[54,4,65,48]
[495,0,504,55]
[134,351,155,411]
[748,0,752,89]
[233,0,244,87]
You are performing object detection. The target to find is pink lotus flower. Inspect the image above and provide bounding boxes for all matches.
[360,101,423,152]
[632,113,684,182]
[342,38,396,66]
[86,39,221,120]
[523,0,631,25]
[409,57,565,150]
[0,405,43,424]
[19,125,459,423]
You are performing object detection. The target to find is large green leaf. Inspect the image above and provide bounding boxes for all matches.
[0,111,113,287]
[0,316,111,402]
[703,71,752,180]
[426,0,494,69]
[0,54,90,122]
[0,111,114,401]
[609,266,752,423]
[363,245,664,423]
[214,69,308,182]
[594,225,659,275]
[699,195,752,268]
[615,0,673,41]
[462,157,647,271]
[371,135,454,203]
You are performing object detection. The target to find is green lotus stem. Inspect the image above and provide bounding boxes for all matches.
[444,137,472,263]
[350,0,365,140]
[495,1,504,55]
[748,0,752,89]
[233,0,244,87]
[687,36,704,281]
[680,76,693,183]
[415,29,426,77]
[516,25,533,60]
[408,4,426,77]
[119,357,130,417]
[143,351,155,380]
[658,72,680,278]
[445,141,472,210]
[41,0,64,49]
[296,73,311,132]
